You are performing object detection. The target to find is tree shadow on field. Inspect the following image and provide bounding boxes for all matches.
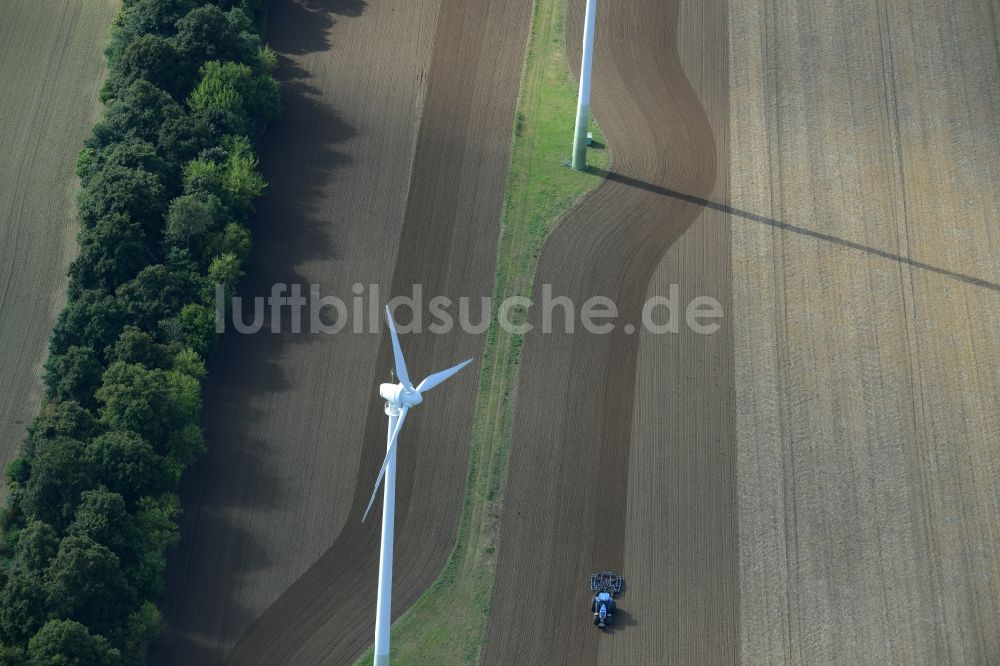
[252,71,354,271]
[153,348,284,665]
[155,2,361,662]
[326,0,367,18]
[244,55,356,343]
[154,510,270,665]
[267,0,368,56]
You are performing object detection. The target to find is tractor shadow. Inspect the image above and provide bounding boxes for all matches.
[605,608,637,634]
[604,578,635,634]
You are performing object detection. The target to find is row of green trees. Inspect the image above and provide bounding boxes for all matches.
[0,0,277,662]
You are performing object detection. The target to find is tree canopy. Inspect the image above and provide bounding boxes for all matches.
[20,438,95,532]
[26,619,122,666]
[2,0,277,659]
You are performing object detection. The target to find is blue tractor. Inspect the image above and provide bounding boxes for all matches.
[589,571,623,629]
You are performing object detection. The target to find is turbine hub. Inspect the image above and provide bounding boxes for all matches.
[379,382,423,408]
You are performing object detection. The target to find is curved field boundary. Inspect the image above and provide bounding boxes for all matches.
[219,0,535,663]
[483,0,736,663]
[355,0,609,659]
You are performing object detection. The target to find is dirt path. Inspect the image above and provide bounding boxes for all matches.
[482,0,736,663]
[731,0,1000,662]
[158,0,534,663]
[0,0,117,481]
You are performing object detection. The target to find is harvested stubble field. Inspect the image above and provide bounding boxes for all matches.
[0,0,118,481]
[731,0,999,662]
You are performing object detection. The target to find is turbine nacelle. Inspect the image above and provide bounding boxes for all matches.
[379,382,423,408]
[362,306,473,523]
[366,307,475,666]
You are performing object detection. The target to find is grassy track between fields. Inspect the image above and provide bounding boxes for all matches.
[357,0,608,662]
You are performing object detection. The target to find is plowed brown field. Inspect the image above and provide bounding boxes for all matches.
[483,0,736,663]
[488,0,998,663]
[156,0,999,663]
[156,0,534,663]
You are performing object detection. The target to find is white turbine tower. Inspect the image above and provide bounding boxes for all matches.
[571,0,598,170]
[363,306,472,666]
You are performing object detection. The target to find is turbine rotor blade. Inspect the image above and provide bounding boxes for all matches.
[385,306,412,389]
[416,358,473,393]
[362,406,409,523]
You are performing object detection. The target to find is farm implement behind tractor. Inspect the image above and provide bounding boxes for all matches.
[589,571,623,629]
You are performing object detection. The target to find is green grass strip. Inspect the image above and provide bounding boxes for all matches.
[356,0,607,662]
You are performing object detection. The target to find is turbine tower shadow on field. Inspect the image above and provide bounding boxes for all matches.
[602,171,999,293]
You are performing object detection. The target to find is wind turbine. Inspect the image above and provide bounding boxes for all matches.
[363,306,472,666]
[572,0,598,170]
